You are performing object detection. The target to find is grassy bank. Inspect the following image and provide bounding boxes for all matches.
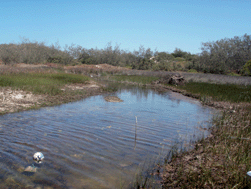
[110,75,251,188]
[0,72,90,95]
[177,82,251,103]
[161,84,251,188]
[0,67,110,114]
[162,106,251,188]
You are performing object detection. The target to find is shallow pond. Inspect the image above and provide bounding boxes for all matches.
[0,86,216,188]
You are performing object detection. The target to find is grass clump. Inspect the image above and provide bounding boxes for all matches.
[177,82,251,103]
[110,75,159,85]
[0,73,90,95]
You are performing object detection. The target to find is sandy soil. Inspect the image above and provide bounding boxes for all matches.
[0,88,44,113]
[0,80,103,114]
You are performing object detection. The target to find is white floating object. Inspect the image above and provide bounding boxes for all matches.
[33,152,44,164]
[247,171,251,177]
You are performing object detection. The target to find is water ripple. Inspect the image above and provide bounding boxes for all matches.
[0,87,216,189]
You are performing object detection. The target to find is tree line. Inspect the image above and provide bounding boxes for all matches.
[191,33,251,75]
[0,38,74,65]
[0,34,250,75]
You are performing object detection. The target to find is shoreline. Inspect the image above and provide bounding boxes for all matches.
[1,68,250,188]
[0,80,109,115]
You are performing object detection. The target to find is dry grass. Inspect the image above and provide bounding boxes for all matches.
[162,106,251,188]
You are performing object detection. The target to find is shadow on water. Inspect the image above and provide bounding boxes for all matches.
[0,83,217,189]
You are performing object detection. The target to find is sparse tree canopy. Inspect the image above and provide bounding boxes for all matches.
[196,34,251,74]
[1,34,250,76]
[0,39,73,65]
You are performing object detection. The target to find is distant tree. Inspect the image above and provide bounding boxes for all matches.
[171,48,188,58]
[0,39,75,65]
[156,52,174,61]
[197,34,251,74]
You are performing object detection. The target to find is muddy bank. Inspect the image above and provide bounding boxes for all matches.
[0,80,106,115]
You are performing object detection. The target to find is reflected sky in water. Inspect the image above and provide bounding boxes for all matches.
[0,86,216,189]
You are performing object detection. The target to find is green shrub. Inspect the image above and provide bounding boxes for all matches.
[174,57,185,62]
[227,72,240,76]
[188,69,198,73]
[241,60,251,76]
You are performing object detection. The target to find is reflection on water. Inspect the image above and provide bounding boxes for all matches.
[0,86,216,188]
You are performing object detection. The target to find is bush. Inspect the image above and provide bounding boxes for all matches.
[188,69,198,73]
[241,60,251,76]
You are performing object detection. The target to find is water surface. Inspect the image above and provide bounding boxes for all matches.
[0,86,216,188]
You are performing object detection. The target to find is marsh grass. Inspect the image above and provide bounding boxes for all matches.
[0,73,90,95]
[177,82,251,103]
[162,108,251,188]
[118,76,251,188]
[109,75,159,85]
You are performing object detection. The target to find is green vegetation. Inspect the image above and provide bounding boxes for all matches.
[162,108,251,188]
[109,75,159,85]
[131,81,251,188]
[242,60,251,76]
[0,73,90,95]
[109,76,251,188]
[227,72,241,76]
[177,82,251,103]
[1,34,250,76]
[0,38,75,65]
[187,69,198,73]
[192,34,251,74]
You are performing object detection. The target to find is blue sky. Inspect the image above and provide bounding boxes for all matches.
[0,0,250,54]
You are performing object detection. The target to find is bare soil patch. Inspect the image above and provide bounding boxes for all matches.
[0,88,44,113]
[61,80,101,91]
[0,80,104,115]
